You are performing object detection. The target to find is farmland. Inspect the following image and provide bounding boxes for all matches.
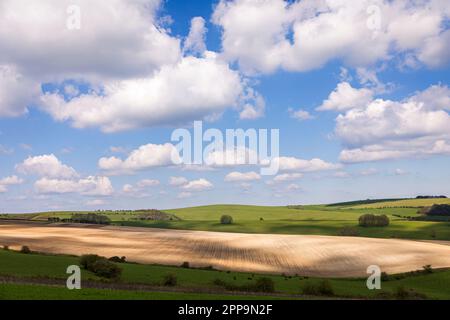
[1,222,449,277]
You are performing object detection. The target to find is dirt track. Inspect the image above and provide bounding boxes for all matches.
[1,222,450,277]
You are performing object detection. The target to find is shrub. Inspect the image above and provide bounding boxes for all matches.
[359,214,390,227]
[20,246,31,254]
[213,277,275,293]
[3,245,9,250]
[162,273,177,286]
[422,265,433,274]
[80,254,104,269]
[220,215,233,225]
[338,227,359,237]
[393,287,428,300]
[302,280,334,296]
[90,259,122,279]
[254,277,275,293]
[109,256,126,263]
[180,261,190,268]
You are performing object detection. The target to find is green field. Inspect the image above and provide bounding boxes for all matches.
[0,284,285,300]
[3,200,449,241]
[1,249,449,300]
[349,198,450,209]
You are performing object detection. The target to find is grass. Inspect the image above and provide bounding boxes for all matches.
[1,249,449,300]
[0,284,284,300]
[349,198,450,209]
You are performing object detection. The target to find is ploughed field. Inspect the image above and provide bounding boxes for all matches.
[1,221,449,277]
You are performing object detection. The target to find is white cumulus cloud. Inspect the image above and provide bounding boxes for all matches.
[16,154,78,179]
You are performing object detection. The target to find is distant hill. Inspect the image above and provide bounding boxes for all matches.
[326,198,406,207]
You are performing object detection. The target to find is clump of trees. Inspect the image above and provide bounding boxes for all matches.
[421,204,450,216]
[220,215,233,225]
[359,214,390,227]
[80,254,122,279]
[48,213,111,225]
[72,213,111,225]
[416,195,447,199]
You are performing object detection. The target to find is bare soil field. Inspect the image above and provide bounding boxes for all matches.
[1,221,449,277]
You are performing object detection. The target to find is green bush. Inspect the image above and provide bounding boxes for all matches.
[302,280,334,296]
[90,259,122,279]
[80,254,122,279]
[254,277,275,293]
[220,215,233,225]
[162,273,177,286]
[20,246,31,254]
[213,277,275,293]
[80,254,104,269]
[338,227,359,236]
[359,214,390,227]
[393,286,428,300]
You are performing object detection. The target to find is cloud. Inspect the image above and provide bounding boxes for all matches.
[184,17,207,55]
[86,199,106,206]
[335,84,450,162]
[272,173,303,182]
[121,179,159,197]
[16,154,78,179]
[204,146,259,167]
[39,55,245,132]
[317,82,373,111]
[212,0,450,74]
[0,65,39,117]
[169,176,189,187]
[99,143,179,174]
[0,1,262,130]
[394,168,409,176]
[0,0,180,80]
[0,175,24,193]
[288,108,314,121]
[359,168,379,176]
[286,183,301,192]
[181,178,213,192]
[34,176,113,196]
[224,171,261,182]
[136,179,160,188]
[0,145,14,155]
[272,157,341,172]
[239,88,266,119]
[177,191,192,199]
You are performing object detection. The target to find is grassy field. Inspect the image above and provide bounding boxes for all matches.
[2,200,449,241]
[0,284,285,300]
[1,249,449,300]
[348,198,450,209]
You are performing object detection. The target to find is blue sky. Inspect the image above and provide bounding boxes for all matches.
[0,0,449,212]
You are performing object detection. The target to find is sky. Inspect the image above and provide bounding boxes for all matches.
[0,0,449,213]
